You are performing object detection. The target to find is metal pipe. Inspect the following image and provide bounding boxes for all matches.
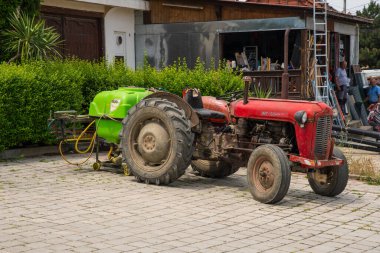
[343,0,346,13]
[281,28,290,99]
[243,76,250,104]
[334,140,380,153]
[332,134,380,148]
[332,125,380,139]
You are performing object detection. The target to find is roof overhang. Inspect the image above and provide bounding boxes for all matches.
[327,10,372,25]
[73,0,149,10]
[217,0,372,25]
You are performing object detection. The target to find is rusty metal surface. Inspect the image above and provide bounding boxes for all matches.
[288,154,344,169]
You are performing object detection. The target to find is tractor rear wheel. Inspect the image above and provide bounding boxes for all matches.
[307,147,348,197]
[191,160,240,178]
[121,98,194,185]
[247,144,291,204]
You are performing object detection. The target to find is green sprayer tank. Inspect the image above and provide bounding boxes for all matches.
[89,87,152,144]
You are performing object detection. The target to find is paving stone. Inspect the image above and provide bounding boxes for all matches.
[0,155,379,252]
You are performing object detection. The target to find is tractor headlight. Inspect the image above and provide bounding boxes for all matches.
[295,110,307,127]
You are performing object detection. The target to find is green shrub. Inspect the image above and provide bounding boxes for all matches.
[0,61,83,151]
[0,59,243,151]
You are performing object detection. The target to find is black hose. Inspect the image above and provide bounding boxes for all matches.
[332,125,380,139]
[334,140,380,152]
[332,133,380,148]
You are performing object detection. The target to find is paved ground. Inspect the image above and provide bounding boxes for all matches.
[1,154,380,253]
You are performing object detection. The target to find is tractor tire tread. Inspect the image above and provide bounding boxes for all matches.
[247,144,291,204]
[308,147,348,197]
[122,98,194,185]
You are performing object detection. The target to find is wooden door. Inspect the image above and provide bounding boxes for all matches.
[41,8,103,60]
[64,17,101,60]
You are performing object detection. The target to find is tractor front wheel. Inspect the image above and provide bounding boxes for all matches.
[191,160,240,178]
[307,147,348,197]
[247,144,291,204]
[121,98,194,185]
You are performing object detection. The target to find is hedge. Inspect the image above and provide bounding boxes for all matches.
[0,59,243,151]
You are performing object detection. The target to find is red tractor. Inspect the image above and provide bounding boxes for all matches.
[121,85,348,204]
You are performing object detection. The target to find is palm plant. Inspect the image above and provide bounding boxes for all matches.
[2,11,62,63]
[252,84,272,98]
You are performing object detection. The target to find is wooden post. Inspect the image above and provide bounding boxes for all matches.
[281,29,290,99]
[300,29,307,99]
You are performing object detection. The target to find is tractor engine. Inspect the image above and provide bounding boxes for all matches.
[235,119,295,152]
[192,118,295,163]
[192,120,234,161]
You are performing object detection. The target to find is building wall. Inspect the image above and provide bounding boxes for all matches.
[147,0,305,24]
[105,7,136,69]
[148,0,217,23]
[42,0,148,68]
[220,5,303,20]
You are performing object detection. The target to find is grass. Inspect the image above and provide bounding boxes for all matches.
[346,153,380,185]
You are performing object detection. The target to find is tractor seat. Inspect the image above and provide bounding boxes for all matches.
[195,108,226,120]
[184,88,226,120]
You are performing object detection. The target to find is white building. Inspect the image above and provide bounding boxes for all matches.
[41,0,149,69]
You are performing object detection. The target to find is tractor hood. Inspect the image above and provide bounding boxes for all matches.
[230,98,333,123]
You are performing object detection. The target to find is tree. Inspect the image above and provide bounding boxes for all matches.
[2,11,62,63]
[0,0,40,61]
[356,0,380,68]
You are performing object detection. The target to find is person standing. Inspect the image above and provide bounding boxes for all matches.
[335,61,350,115]
[366,76,380,111]
[376,76,380,86]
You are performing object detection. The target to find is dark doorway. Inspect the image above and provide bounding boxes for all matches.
[220,30,301,71]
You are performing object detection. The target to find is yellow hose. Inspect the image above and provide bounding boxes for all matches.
[107,145,114,160]
[75,120,96,154]
[59,114,117,166]
[59,119,97,166]
[59,137,96,166]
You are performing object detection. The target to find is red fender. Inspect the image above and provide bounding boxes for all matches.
[201,96,231,123]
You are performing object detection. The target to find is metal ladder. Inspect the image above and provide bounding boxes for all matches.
[313,0,329,104]
[313,0,345,127]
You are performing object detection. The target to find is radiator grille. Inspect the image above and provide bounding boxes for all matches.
[314,115,332,159]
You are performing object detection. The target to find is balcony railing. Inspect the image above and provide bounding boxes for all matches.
[243,70,302,99]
